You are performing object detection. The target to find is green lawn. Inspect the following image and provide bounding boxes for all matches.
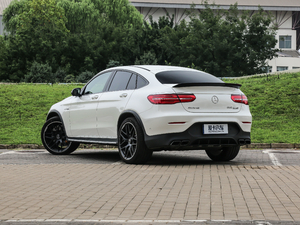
[227,72,300,143]
[0,83,82,145]
[1,72,300,145]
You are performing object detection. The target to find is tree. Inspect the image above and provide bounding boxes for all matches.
[136,2,278,77]
[135,51,158,65]
[0,0,278,82]
[57,0,101,34]
[138,15,176,65]
[1,0,69,82]
[24,62,54,83]
[1,0,143,82]
[0,36,10,81]
[177,3,278,76]
[91,0,143,28]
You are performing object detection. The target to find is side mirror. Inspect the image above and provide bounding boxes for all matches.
[71,88,81,97]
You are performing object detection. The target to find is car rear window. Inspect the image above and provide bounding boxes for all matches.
[155,70,222,84]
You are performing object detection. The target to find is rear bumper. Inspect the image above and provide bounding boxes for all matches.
[144,122,250,150]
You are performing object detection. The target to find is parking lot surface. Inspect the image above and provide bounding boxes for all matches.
[1,149,300,225]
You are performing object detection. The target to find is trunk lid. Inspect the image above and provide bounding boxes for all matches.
[171,85,243,113]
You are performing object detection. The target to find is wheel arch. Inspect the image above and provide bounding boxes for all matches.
[118,110,147,137]
[46,110,63,121]
[46,110,69,136]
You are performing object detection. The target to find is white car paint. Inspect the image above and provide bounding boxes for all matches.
[46,65,251,146]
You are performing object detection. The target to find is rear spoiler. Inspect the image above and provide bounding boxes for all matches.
[173,82,242,89]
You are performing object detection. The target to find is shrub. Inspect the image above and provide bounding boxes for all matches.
[54,67,67,83]
[106,60,123,68]
[77,71,95,83]
[135,52,158,65]
[24,62,54,83]
[64,74,76,83]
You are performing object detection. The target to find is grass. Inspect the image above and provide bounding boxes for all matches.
[0,83,83,145]
[226,72,300,143]
[1,72,300,145]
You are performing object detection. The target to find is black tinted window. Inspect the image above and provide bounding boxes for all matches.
[84,71,112,94]
[109,71,132,91]
[155,71,222,84]
[126,74,137,90]
[137,75,148,88]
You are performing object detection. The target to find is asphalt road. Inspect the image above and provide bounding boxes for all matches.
[0,148,299,167]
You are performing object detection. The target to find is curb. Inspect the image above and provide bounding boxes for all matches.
[0,144,114,150]
[244,143,300,149]
[0,143,299,150]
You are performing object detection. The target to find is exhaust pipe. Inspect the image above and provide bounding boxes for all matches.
[239,138,251,145]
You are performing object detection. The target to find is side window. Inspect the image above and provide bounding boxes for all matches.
[137,75,148,88]
[126,74,137,90]
[108,71,132,92]
[84,72,112,95]
[279,35,291,49]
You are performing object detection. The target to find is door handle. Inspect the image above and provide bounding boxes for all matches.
[91,95,99,100]
[120,93,128,98]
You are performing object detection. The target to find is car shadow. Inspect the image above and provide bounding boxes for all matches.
[70,149,120,163]
[147,151,241,166]
[70,149,241,166]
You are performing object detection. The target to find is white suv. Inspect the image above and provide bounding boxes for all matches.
[41,65,252,164]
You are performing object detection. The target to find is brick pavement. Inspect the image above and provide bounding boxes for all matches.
[1,150,300,223]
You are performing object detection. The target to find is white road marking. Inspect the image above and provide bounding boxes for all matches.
[0,150,46,156]
[256,221,273,225]
[263,150,282,166]
[112,160,123,165]
[0,151,18,155]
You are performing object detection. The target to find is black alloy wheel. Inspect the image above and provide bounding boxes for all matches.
[118,117,152,164]
[41,117,79,155]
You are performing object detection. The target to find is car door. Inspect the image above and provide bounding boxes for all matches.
[96,71,136,139]
[68,71,113,138]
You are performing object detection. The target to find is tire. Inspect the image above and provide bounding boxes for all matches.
[118,117,153,164]
[41,116,79,155]
[205,146,240,161]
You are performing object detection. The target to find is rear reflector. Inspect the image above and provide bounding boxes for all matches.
[148,94,196,104]
[168,122,186,124]
[231,94,248,105]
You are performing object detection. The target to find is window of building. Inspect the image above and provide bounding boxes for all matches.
[279,36,291,48]
[277,66,288,71]
[293,67,300,69]
[261,66,272,73]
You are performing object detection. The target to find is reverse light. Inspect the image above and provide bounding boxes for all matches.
[231,94,248,105]
[148,94,196,104]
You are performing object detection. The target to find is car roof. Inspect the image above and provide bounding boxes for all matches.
[106,65,198,75]
[133,65,197,74]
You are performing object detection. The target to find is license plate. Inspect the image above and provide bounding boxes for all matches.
[203,124,228,134]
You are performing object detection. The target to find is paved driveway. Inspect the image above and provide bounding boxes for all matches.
[1,149,300,225]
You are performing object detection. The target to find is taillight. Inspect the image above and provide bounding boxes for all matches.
[148,94,196,104]
[177,94,196,103]
[231,94,248,105]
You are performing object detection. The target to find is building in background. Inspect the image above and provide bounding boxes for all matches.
[0,0,11,35]
[131,0,300,73]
